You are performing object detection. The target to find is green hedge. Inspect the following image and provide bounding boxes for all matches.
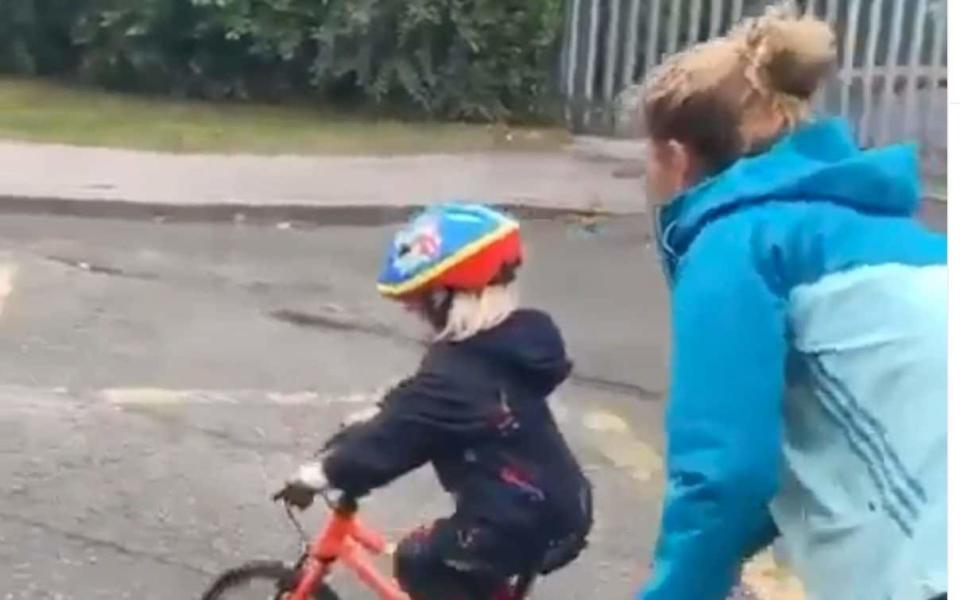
[0,0,565,121]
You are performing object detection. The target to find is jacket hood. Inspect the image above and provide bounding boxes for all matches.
[656,117,922,263]
[464,309,572,395]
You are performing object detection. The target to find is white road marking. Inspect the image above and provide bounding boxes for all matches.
[0,262,17,318]
[266,391,321,405]
[100,386,386,407]
[101,388,230,406]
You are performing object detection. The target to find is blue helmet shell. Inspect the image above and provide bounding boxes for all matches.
[377,202,520,298]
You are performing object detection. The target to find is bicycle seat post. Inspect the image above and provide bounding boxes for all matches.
[333,493,359,516]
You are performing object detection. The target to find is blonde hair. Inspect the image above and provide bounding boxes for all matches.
[436,283,519,342]
[642,2,835,170]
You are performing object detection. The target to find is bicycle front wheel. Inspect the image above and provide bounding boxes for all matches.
[200,560,340,600]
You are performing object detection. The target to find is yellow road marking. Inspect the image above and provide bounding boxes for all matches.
[583,410,630,433]
[581,408,806,599]
[583,409,662,482]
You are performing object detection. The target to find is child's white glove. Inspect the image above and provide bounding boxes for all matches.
[292,461,328,490]
[273,461,328,509]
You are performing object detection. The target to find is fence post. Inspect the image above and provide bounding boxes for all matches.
[878,0,907,145]
[564,0,583,124]
[645,0,664,73]
[584,0,602,126]
[840,0,864,120]
[709,0,724,38]
[666,0,682,54]
[688,0,704,47]
[730,0,744,27]
[621,0,643,87]
[902,0,929,142]
[858,0,885,146]
[825,0,840,23]
[924,2,946,145]
[603,0,624,104]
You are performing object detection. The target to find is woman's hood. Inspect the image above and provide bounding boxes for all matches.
[656,117,922,263]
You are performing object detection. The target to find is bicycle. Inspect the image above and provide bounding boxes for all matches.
[199,485,541,600]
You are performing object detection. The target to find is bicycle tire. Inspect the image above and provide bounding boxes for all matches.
[200,560,340,600]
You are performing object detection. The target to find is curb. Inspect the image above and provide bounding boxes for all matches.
[0,195,643,227]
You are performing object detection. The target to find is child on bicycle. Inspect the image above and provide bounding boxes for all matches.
[636,5,946,600]
[281,203,593,600]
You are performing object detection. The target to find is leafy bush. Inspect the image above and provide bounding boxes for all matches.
[309,0,565,120]
[0,0,565,121]
[0,0,82,74]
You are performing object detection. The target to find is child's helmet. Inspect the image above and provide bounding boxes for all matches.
[377,203,522,299]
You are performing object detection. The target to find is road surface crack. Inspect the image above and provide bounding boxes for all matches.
[0,509,216,577]
[45,255,157,281]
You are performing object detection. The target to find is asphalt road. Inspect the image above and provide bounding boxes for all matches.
[1,208,944,599]
[0,214,670,600]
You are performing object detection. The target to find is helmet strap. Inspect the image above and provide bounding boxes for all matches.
[423,287,454,332]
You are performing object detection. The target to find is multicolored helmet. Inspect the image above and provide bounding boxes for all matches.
[377,203,523,299]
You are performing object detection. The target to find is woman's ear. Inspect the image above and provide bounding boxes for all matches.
[667,140,705,189]
[647,139,695,204]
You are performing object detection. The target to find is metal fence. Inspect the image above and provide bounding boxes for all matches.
[560,0,948,172]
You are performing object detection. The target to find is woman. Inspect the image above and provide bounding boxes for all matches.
[280,203,592,600]
[636,5,946,600]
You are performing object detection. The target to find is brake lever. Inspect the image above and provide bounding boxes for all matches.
[283,502,310,547]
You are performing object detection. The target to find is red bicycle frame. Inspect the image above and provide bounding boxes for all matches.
[287,496,410,600]
[279,488,535,600]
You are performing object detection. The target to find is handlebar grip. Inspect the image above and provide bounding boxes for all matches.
[272,482,318,510]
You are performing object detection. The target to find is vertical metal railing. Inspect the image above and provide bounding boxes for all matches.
[622,0,644,87]
[857,0,884,145]
[902,0,929,145]
[877,0,906,145]
[838,0,863,120]
[603,0,624,103]
[560,0,947,170]
[925,1,947,145]
[644,0,663,73]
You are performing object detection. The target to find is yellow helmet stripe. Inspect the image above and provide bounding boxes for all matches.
[377,221,519,297]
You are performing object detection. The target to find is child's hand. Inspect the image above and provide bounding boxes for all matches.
[272,462,328,510]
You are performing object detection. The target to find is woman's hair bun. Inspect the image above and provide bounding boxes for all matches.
[741,3,836,99]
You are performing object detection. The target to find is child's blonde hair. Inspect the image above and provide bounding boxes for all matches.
[436,283,518,342]
[643,2,835,172]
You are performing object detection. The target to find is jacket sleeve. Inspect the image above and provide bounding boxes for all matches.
[321,371,481,497]
[639,222,787,600]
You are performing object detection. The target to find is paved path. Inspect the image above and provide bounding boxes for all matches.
[0,140,645,217]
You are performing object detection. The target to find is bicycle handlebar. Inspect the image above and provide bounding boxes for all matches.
[272,482,359,514]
